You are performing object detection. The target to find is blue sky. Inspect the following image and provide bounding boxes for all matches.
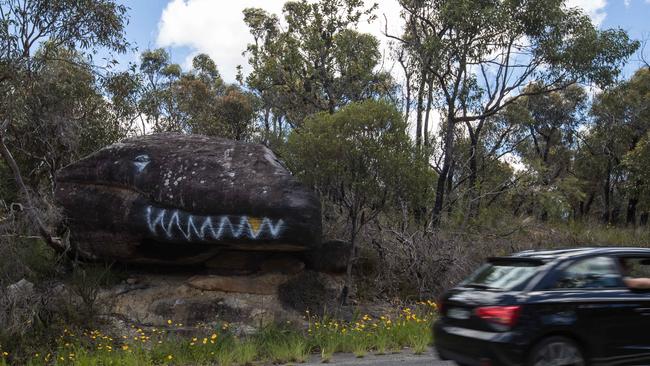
[114,0,650,82]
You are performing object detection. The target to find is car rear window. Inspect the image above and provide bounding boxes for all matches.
[462,258,543,291]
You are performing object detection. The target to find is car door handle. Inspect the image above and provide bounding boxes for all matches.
[635,308,650,315]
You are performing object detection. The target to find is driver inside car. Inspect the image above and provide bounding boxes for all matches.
[618,257,650,289]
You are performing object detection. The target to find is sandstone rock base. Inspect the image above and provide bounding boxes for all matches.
[98,271,344,332]
[187,273,292,295]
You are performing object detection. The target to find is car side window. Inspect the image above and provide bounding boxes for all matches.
[620,257,650,278]
[554,256,623,289]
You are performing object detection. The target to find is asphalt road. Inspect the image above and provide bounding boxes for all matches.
[299,348,454,366]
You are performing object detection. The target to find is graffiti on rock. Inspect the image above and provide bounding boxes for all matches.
[145,206,285,241]
[133,154,151,173]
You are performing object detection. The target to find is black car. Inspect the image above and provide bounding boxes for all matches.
[434,247,650,366]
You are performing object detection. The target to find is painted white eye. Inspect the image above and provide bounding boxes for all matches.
[134,154,151,172]
[134,155,150,163]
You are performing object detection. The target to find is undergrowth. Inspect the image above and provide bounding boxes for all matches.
[0,302,437,365]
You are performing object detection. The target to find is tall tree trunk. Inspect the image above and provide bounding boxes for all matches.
[263,108,271,145]
[423,77,433,147]
[611,206,621,225]
[602,161,612,224]
[400,55,412,126]
[431,114,455,228]
[626,196,639,226]
[465,117,486,220]
[446,159,455,216]
[640,212,649,226]
[431,162,448,228]
[273,114,279,137]
[467,132,480,219]
[579,192,595,219]
[415,74,426,148]
[340,212,358,306]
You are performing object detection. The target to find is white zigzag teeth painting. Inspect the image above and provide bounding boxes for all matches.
[145,205,285,241]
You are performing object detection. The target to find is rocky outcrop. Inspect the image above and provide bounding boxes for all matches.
[306,240,351,273]
[202,251,306,275]
[53,133,350,324]
[5,279,35,300]
[97,272,344,329]
[55,133,322,266]
[187,273,292,295]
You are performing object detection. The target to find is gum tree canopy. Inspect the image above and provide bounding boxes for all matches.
[0,0,129,251]
[391,0,639,226]
[285,100,433,303]
[243,0,396,132]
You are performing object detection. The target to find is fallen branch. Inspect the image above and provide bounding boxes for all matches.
[0,132,67,253]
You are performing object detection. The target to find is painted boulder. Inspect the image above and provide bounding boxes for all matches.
[55,133,322,265]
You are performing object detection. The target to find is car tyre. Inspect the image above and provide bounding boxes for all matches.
[527,336,585,366]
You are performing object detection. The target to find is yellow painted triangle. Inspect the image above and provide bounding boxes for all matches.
[248,217,262,235]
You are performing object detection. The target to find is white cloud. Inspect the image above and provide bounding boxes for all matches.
[624,0,631,7]
[157,0,286,82]
[156,0,407,82]
[157,0,609,83]
[566,0,608,26]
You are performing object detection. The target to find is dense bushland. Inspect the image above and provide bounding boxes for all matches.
[0,0,649,362]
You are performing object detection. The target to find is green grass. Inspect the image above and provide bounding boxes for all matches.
[305,303,436,360]
[253,324,311,363]
[0,302,437,365]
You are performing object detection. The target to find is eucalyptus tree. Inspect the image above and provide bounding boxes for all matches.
[0,0,129,251]
[243,0,396,135]
[589,67,650,224]
[137,48,184,132]
[505,84,588,220]
[107,49,258,140]
[285,100,432,303]
[624,132,650,225]
[11,46,124,191]
[391,0,638,226]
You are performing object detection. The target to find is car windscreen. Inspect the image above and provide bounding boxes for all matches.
[462,259,543,291]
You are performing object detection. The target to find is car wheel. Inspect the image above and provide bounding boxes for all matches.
[528,336,585,366]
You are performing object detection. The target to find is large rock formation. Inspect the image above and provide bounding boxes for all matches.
[95,271,344,330]
[55,133,322,266]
